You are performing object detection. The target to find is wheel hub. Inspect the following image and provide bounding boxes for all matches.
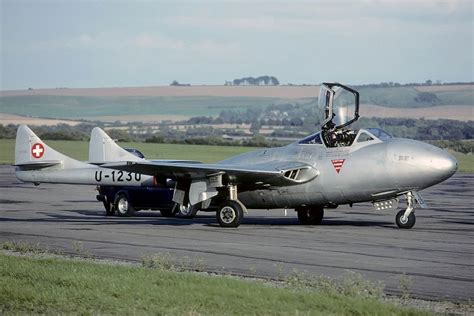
[118,199,128,213]
[400,215,408,224]
[220,206,236,224]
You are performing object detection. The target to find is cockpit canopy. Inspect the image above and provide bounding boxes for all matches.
[301,83,390,148]
[299,128,392,147]
[318,83,359,131]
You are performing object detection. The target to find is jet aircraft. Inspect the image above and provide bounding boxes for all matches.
[14,83,458,228]
[98,83,458,228]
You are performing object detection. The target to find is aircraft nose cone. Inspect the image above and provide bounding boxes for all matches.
[431,150,458,180]
[412,142,458,184]
[386,139,458,190]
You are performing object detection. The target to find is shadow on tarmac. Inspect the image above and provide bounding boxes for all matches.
[0,208,394,228]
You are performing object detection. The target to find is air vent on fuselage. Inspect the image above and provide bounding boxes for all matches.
[282,166,318,183]
[284,169,300,180]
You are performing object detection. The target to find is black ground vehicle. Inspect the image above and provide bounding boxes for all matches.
[96,185,175,217]
[95,148,209,218]
[96,148,176,217]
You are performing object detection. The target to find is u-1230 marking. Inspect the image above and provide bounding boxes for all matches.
[94,170,141,182]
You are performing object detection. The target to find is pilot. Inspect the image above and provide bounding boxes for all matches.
[324,128,356,147]
[329,131,339,147]
[323,129,338,147]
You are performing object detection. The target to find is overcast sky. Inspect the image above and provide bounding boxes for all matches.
[1,0,472,90]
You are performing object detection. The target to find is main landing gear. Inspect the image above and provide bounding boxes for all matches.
[217,200,244,227]
[395,191,416,229]
[215,185,246,228]
[296,206,324,225]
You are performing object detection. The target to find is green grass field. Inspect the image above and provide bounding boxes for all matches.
[0,253,426,315]
[451,151,474,173]
[358,86,474,107]
[1,138,473,172]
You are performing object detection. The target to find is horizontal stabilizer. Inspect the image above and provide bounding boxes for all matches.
[14,160,62,170]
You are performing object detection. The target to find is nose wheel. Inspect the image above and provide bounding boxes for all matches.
[395,192,416,229]
[395,210,416,228]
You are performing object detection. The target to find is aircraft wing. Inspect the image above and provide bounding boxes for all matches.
[102,160,319,187]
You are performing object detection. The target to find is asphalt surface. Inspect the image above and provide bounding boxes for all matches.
[0,165,472,302]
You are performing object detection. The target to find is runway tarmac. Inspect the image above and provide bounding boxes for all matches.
[0,165,472,302]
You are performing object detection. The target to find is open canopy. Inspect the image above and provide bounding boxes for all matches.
[318,83,360,131]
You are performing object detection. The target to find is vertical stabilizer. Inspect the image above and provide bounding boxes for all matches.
[89,127,144,164]
[15,125,86,169]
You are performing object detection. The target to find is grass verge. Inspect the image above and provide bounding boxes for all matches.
[452,151,474,173]
[0,252,427,315]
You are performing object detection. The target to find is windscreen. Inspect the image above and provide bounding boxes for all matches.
[366,128,392,140]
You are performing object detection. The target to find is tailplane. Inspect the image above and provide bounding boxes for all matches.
[89,127,144,165]
[15,125,85,170]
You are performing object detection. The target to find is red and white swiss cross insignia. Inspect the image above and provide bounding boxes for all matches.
[31,143,45,159]
[331,159,345,174]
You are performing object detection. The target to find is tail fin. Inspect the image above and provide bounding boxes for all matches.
[89,127,144,165]
[15,125,85,169]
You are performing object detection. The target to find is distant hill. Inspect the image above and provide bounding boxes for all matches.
[0,85,318,98]
[0,84,472,122]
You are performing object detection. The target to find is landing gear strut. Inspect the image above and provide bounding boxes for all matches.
[395,192,416,229]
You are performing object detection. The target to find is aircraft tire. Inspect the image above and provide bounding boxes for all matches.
[114,194,134,217]
[297,206,324,225]
[395,210,416,229]
[217,200,243,228]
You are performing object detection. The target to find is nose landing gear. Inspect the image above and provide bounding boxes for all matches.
[395,191,418,229]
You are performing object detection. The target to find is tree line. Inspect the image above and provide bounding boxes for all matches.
[1,105,473,153]
[227,76,280,86]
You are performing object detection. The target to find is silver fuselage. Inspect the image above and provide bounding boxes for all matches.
[220,136,458,209]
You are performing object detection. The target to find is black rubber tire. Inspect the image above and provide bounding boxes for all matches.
[103,201,115,216]
[160,209,175,217]
[396,210,416,229]
[114,194,134,217]
[216,200,244,228]
[297,206,324,225]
